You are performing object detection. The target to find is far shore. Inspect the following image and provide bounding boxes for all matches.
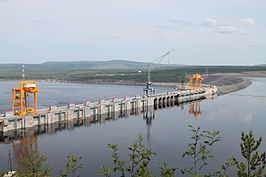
[0,74,255,96]
[207,71,266,77]
[0,79,178,87]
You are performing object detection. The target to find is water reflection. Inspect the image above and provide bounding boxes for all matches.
[0,98,206,145]
[143,111,155,143]
[1,97,207,172]
[188,101,202,117]
[11,135,39,169]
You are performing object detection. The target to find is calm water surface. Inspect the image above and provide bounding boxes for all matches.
[0,78,265,176]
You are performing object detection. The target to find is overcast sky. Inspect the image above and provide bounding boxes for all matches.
[0,0,265,65]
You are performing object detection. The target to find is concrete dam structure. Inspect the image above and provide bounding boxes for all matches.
[0,88,217,136]
[0,97,206,144]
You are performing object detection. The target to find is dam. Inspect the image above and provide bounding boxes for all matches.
[0,87,217,134]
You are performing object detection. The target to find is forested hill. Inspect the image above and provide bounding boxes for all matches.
[0,63,266,83]
[0,60,180,72]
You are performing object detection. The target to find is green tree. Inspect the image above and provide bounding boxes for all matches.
[181,125,222,176]
[57,155,83,177]
[98,135,157,177]
[232,130,266,177]
[16,136,52,177]
[213,158,235,177]
[159,162,176,177]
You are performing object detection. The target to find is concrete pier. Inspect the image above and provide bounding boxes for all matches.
[0,88,217,134]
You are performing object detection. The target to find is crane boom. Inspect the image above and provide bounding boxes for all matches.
[144,49,174,96]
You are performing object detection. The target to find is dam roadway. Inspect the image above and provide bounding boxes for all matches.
[0,88,217,135]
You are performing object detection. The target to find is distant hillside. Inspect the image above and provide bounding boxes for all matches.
[256,64,266,67]
[0,60,180,72]
[0,64,266,81]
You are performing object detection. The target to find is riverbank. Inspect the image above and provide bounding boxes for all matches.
[1,75,252,95]
[51,76,252,95]
[209,71,266,78]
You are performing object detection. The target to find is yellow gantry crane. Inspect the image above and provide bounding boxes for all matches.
[188,74,204,91]
[12,81,39,116]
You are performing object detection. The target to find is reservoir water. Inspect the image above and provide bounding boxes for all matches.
[0,78,265,176]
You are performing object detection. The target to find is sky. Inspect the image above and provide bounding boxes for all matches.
[0,0,265,65]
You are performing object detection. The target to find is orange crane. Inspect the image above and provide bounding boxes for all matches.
[12,81,39,116]
[188,74,204,91]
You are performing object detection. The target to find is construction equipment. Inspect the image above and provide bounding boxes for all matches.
[12,81,39,116]
[188,74,204,91]
[144,49,174,96]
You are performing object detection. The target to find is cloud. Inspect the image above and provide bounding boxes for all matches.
[240,18,255,26]
[238,32,249,35]
[109,35,121,39]
[155,25,179,31]
[248,44,266,50]
[32,19,53,25]
[215,26,236,33]
[201,18,218,27]
[170,19,194,26]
